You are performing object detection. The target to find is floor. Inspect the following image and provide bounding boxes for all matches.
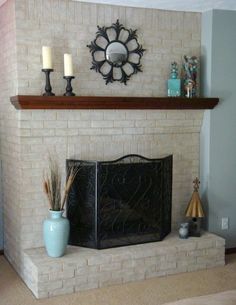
[164,290,236,305]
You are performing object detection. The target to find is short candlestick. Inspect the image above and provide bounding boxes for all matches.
[42,69,55,96]
[63,76,75,96]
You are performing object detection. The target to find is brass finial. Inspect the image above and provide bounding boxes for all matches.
[193,177,200,191]
[185,177,204,218]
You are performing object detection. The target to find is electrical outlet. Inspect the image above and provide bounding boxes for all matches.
[221,217,229,230]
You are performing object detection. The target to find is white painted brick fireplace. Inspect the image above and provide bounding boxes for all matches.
[0,0,224,299]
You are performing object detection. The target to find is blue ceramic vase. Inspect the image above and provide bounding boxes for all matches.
[43,210,69,257]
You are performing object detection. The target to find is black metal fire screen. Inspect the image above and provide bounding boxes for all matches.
[66,154,172,249]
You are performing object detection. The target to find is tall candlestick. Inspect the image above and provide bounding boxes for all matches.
[42,69,55,96]
[64,54,73,76]
[42,46,53,69]
[63,76,75,96]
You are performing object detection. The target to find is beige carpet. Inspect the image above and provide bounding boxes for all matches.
[163,290,236,305]
[0,254,236,305]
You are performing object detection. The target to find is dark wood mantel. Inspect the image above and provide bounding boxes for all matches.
[10,95,219,110]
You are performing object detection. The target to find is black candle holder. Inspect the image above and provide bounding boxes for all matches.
[63,76,75,96]
[42,69,55,96]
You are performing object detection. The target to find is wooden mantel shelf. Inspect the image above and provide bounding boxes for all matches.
[10,95,219,110]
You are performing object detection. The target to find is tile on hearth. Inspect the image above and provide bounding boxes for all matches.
[123,270,145,283]
[49,268,75,281]
[166,266,188,275]
[76,265,99,276]
[39,280,63,292]
[99,262,121,272]
[188,263,207,272]
[216,238,226,248]
[177,257,196,268]
[87,254,112,266]
[75,280,98,292]
[49,286,74,298]
[111,252,132,262]
[122,258,145,269]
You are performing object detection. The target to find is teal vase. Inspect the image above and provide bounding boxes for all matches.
[43,210,69,257]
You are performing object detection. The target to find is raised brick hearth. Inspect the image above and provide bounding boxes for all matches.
[22,232,225,298]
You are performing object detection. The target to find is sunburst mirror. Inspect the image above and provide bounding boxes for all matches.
[87,20,145,85]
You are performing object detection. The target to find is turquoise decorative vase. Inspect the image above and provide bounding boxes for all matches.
[43,210,69,258]
[167,62,181,97]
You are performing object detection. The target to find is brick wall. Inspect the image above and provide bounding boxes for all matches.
[15,0,201,96]
[0,0,22,270]
[1,0,202,278]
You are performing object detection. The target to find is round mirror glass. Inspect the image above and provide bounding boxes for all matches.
[106,42,128,65]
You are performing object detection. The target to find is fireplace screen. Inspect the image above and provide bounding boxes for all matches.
[66,154,172,249]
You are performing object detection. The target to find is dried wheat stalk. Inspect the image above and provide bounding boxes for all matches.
[61,166,79,211]
[43,157,78,211]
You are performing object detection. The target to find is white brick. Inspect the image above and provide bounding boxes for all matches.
[197,239,214,249]
[125,111,146,120]
[76,265,99,276]
[123,128,144,135]
[122,259,145,269]
[135,120,156,127]
[49,286,74,297]
[49,268,75,281]
[160,261,177,270]
[167,265,188,275]
[91,120,114,128]
[187,263,206,272]
[39,280,63,291]
[216,238,225,248]
[123,271,145,282]
[100,262,121,272]
[187,249,206,257]
[167,112,186,120]
[44,121,67,129]
[87,255,112,265]
[75,281,98,292]
[68,121,91,128]
[114,120,135,127]
[63,276,87,288]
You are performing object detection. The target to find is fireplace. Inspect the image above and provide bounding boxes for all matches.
[66,154,173,249]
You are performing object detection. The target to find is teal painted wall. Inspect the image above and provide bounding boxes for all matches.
[201,10,236,248]
[0,207,3,250]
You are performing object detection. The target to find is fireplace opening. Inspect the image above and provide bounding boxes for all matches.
[66,154,173,249]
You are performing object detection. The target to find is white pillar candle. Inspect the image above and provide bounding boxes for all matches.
[42,46,53,69]
[64,54,73,76]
